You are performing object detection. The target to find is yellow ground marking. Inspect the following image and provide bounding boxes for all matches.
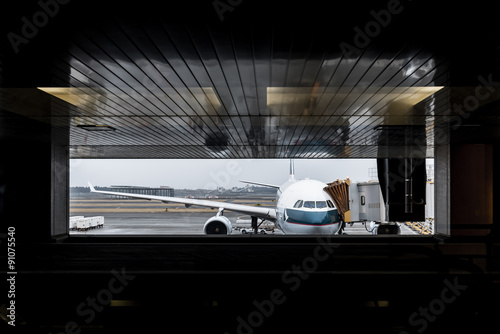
[70,208,219,213]
[71,203,182,207]
[70,199,273,213]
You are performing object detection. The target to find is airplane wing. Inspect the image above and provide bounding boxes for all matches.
[88,182,276,220]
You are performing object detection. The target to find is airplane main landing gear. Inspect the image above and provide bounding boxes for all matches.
[337,220,346,235]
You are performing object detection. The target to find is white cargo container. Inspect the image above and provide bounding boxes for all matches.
[72,216,105,231]
[89,217,98,229]
[76,218,89,231]
[76,218,91,231]
[69,216,84,230]
[95,216,104,228]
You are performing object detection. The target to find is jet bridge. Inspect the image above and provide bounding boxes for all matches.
[324,164,432,235]
[324,179,384,224]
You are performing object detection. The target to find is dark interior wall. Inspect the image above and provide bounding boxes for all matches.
[0,0,71,239]
[0,111,51,241]
[451,144,493,236]
[495,144,500,238]
[0,109,69,241]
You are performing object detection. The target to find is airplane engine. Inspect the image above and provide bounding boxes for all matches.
[203,216,232,235]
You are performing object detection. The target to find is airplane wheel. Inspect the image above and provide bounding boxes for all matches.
[338,221,346,235]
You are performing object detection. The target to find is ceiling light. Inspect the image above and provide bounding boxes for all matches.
[37,87,221,110]
[267,86,444,112]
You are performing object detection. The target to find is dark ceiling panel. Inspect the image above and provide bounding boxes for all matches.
[2,0,500,158]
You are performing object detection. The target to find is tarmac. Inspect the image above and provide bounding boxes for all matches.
[70,199,421,236]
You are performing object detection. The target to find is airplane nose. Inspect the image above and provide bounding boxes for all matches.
[310,212,328,224]
[285,209,339,226]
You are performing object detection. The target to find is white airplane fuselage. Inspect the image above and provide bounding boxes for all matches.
[274,178,341,235]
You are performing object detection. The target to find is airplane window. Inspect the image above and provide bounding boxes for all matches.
[293,200,303,208]
[327,200,334,208]
[316,201,327,209]
[303,201,316,209]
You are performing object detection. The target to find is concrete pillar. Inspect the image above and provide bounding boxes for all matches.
[434,143,450,236]
[51,123,70,238]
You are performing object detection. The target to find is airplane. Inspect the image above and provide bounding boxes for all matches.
[88,160,343,235]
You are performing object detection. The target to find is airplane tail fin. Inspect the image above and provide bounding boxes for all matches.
[240,159,295,189]
[87,181,96,192]
[289,159,295,181]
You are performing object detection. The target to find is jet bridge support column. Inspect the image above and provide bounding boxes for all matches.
[251,216,258,234]
[377,158,427,222]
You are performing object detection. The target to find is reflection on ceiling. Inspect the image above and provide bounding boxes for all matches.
[3,0,499,159]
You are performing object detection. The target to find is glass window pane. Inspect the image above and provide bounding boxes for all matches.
[316,201,327,209]
[304,201,316,209]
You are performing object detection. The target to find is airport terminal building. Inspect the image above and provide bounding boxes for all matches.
[100,185,174,199]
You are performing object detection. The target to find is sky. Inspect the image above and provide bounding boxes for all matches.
[70,159,379,189]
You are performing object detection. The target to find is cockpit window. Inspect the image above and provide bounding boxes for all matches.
[293,200,303,208]
[299,201,332,209]
[316,201,327,209]
[303,201,316,209]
